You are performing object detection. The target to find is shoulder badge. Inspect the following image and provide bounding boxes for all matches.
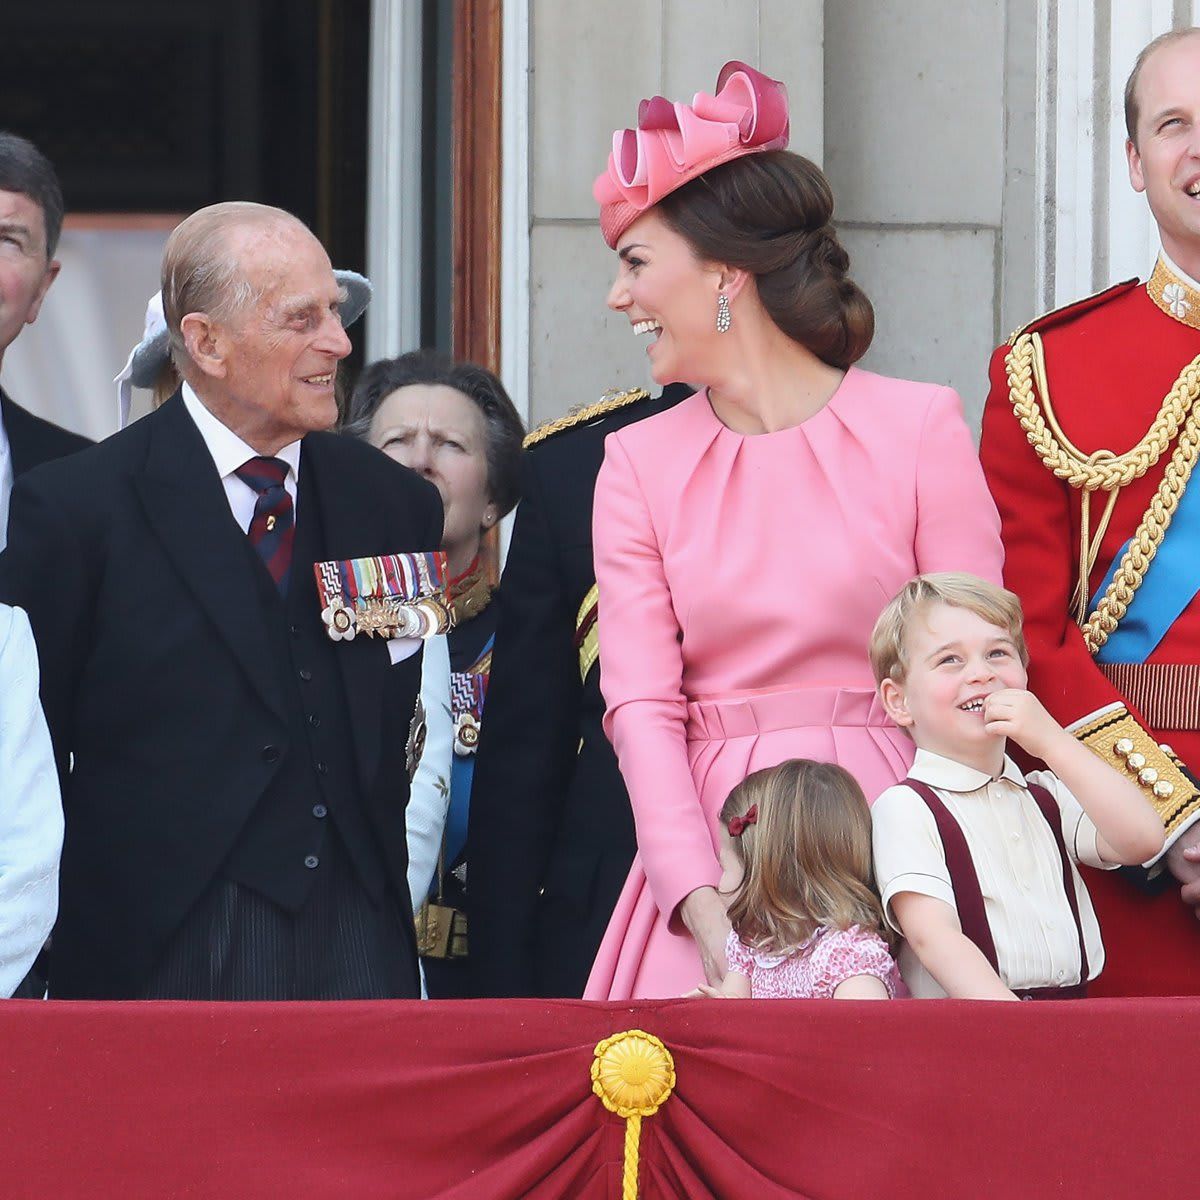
[1007,278,1140,345]
[523,387,651,449]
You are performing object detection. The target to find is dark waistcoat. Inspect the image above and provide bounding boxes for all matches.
[222,465,388,909]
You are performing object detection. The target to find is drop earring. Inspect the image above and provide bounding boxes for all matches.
[716,292,731,333]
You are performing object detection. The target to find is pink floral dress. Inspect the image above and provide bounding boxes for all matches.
[724,925,900,999]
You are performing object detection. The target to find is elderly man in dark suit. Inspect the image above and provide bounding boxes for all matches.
[0,133,90,552]
[0,201,442,1000]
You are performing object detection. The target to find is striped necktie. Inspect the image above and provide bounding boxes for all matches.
[235,456,295,593]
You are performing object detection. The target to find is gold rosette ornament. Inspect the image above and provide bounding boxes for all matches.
[591,1030,676,1200]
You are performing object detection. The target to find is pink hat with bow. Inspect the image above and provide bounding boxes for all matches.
[593,60,790,249]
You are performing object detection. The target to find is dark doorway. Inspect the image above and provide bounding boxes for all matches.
[1,0,372,363]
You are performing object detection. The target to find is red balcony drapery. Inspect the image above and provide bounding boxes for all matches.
[0,996,1188,1198]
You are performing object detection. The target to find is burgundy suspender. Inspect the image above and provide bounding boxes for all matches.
[901,778,1090,988]
[1023,782,1090,983]
[902,779,1000,972]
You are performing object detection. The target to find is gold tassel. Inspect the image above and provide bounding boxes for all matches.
[591,1030,676,1200]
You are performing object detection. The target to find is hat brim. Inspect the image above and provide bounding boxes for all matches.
[130,329,171,389]
[336,269,372,329]
[128,268,373,390]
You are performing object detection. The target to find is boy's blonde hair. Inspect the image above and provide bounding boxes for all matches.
[868,572,1028,685]
[719,759,892,955]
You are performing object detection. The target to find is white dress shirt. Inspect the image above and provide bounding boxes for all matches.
[180,386,420,668]
[181,383,301,529]
[0,604,63,997]
[872,748,1116,997]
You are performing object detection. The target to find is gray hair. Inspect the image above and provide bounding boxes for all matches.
[161,201,299,371]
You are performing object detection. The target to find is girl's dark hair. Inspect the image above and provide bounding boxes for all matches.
[345,348,526,518]
[656,150,873,369]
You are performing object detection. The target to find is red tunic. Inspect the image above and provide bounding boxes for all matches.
[980,279,1200,996]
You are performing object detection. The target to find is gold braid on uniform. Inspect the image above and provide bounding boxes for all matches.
[1005,332,1200,653]
[1072,707,1200,843]
[523,388,650,449]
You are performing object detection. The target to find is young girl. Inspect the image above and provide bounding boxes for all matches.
[701,760,901,1000]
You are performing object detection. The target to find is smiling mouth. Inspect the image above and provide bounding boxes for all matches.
[304,373,334,386]
[632,320,662,337]
[1187,180,1200,198]
[959,698,987,713]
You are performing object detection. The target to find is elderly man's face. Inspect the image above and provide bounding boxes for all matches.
[0,189,59,363]
[1127,33,1200,272]
[219,221,351,447]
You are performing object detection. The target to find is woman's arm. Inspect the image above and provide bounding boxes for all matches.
[593,436,722,942]
[892,892,1018,1000]
[914,387,1004,583]
[679,886,732,985]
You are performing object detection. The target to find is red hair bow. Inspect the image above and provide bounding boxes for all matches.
[728,804,758,838]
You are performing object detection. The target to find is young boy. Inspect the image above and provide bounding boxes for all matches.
[868,573,1163,1000]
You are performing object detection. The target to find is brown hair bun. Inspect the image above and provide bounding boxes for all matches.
[656,150,874,369]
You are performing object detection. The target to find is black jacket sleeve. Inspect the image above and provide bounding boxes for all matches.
[467,450,582,996]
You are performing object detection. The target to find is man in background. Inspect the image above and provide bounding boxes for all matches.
[0,132,90,550]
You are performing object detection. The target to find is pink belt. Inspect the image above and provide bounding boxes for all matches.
[685,686,894,742]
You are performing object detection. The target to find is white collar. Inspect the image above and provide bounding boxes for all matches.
[1160,248,1200,293]
[907,746,1028,793]
[181,382,301,482]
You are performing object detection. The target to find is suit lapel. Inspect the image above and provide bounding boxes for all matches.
[133,395,284,717]
[299,435,391,790]
[2,389,37,477]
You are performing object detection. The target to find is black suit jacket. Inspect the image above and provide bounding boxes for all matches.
[0,394,442,998]
[468,384,690,997]
[1,387,91,480]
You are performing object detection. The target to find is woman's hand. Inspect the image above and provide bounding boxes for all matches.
[679,886,732,986]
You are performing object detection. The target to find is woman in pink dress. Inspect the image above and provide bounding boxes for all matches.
[584,62,1004,1001]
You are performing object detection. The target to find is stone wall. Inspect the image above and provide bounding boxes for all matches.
[525,0,823,425]
[824,0,1038,432]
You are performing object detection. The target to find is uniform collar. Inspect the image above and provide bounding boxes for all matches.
[1147,251,1200,332]
[447,555,494,626]
[908,746,1028,793]
[181,381,301,483]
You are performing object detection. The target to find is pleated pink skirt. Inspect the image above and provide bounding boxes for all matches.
[584,685,913,1001]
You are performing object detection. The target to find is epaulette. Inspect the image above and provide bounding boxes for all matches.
[1006,278,1140,345]
[523,387,651,449]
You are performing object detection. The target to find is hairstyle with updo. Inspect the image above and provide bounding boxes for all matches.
[655,151,873,370]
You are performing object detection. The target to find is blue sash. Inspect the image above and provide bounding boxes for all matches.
[1092,476,1200,663]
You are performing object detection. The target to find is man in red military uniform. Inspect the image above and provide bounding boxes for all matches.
[980,27,1200,995]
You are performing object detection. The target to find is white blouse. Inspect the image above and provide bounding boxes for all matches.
[0,604,63,997]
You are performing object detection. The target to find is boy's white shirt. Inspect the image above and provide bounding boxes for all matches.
[871,747,1115,998]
